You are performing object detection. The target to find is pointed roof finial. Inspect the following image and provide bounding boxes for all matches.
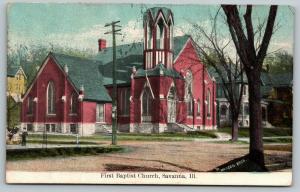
[80,85,84,92]
[64,64,69,74]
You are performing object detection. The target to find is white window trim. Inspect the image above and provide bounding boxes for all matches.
[45,123,56,132]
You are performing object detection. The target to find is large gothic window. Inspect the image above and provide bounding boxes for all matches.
[185,71,193,99]
[185,71,193,117]
[167,86,177,123]
[70,92,78,114]
[142,86,152,121]
[47,81,55,114]
[168,86,176,100]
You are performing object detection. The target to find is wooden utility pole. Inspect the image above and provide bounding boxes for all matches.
[104,21,121,145]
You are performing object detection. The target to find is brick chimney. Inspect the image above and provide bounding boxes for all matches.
[98,39,106,52]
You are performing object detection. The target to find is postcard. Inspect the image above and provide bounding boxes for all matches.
[6,3,293,185]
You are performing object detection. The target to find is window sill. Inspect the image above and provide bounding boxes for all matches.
[96,121,106,124]
[47,114,56,117]
[69,113,77,116]
[119,114,130,117]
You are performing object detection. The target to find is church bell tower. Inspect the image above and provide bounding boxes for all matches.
[143,7,174,69]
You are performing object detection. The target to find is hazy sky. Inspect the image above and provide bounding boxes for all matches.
[7,3,294,54]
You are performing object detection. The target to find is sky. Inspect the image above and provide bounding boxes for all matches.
[7,3,294,55]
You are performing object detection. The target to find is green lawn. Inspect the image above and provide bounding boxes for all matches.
[217,127,292,138]
[7,145,123,161]
[25,127,292,144]
[27,131,217,143]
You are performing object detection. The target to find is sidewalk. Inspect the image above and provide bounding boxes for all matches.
[6,143,103,150]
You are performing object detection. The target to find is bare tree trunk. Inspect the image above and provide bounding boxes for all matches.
[247,70,265,167]
[221,5,277,169]
[231,112,239,141]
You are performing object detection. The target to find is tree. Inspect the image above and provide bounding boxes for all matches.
[264,51,293,74]
[7,95,21,130]
[221,5,278,167]
[190,12,245,141]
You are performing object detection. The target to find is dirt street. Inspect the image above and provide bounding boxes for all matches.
[6,141,292,172]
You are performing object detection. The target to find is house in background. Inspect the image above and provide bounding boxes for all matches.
[7,65,27,102]
[215,69,293,129]
[215,71,272,128]
[263,73,293,127]
[7,65,27,129]
[20,7,217,136]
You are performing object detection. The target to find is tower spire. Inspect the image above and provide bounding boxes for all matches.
[143,7,174,69]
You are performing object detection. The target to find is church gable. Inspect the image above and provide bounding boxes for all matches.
[173,38,203,70]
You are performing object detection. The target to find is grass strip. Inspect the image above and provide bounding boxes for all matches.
[6,145,122,161]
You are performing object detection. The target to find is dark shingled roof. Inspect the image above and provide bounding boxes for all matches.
[260,72,293,97]
[212,65,293,98]
[47,35,191,102]
[270,73,293,87]
[95,35,190,86]
[135,63,182,79]
[7,65,21,77]
[51,53,112,102]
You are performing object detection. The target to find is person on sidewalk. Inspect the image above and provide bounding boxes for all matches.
[21,128,28,146]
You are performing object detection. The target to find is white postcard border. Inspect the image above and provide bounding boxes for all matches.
[6,171,292,186]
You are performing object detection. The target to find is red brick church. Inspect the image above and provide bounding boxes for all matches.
[21,7,217,135]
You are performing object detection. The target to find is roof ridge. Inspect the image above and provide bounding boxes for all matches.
[97,35,190,50]
[51,52,98,63]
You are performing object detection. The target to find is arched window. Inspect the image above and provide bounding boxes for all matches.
[185,70,193,100]
[188,98,194,116]
[168,20,173,49]
[27,97,33,114]
[244,103,249,115]
[168,86,176,100]
[147,23,153,49]
[120,88,130,116]
[167,86,177,123]
[197,99,201,116]
[47,81,55,114]
[70,92,78,114]
[156,18,165,49]
[142,86,152,121]
[206,90,211,117]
